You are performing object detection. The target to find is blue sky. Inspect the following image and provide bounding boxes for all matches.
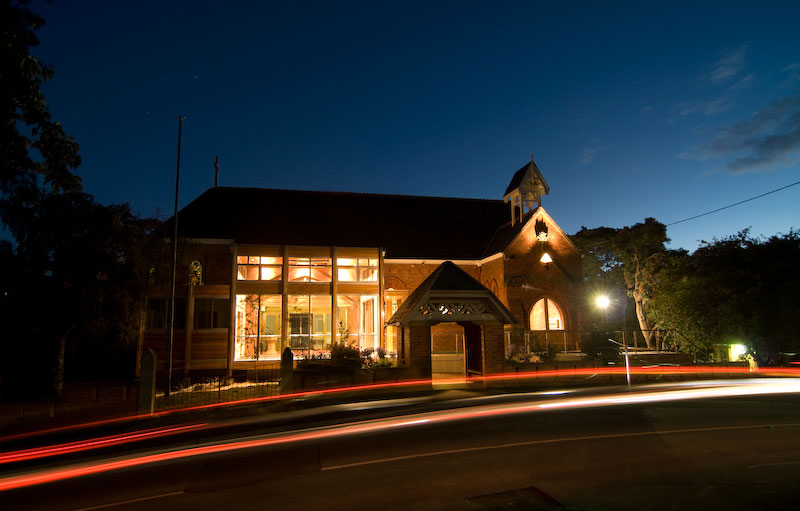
[32,0,800,251]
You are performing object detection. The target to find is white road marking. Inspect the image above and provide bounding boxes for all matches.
[70,491,184,511]
[322,423,800,471]
[749,461,800,469]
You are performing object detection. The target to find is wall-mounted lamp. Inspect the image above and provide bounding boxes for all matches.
[540,252,552,270]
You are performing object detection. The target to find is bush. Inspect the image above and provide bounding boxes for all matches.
[582,331,620,363]
[330,342,362,368]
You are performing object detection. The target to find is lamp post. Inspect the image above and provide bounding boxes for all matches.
[595,294,631,390]
[166,116,184,398]
[607,337,631,390]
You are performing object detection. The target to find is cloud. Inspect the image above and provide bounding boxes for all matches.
[580,147,598,164]
[709,45,748,84]
[670,97,730,121]
[580,146,605,165]
[781,63,800,86]
[730,73,755,90]
[709,93,800,173]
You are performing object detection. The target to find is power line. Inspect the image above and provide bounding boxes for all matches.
[667,179,800,227]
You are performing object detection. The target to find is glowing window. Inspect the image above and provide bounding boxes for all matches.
[289,258,331,282]
[337,294,379,350]
[336,258,378,282]
[234,294,282,360]
[529,297,565,331]
[288,295,332,350]
[237,255,282,281]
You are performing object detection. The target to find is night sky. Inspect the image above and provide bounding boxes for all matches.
[32,0,800,252]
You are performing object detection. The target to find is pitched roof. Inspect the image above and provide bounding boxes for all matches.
[170,187,514,259]
[388,261,517,325]
[503,159,550,197]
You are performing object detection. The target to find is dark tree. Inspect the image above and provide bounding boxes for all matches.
[0,1,157,398]
[572,218,669,348]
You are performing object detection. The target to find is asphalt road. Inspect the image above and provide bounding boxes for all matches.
[3,382,800,511]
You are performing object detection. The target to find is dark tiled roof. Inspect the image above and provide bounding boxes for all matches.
[480,209,537,258]
[170,187,514,259]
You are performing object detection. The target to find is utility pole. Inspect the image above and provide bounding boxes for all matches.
[167,116,185,398]
[214,155,219,188]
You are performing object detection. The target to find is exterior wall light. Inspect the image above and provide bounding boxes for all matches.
[540,253,553,264]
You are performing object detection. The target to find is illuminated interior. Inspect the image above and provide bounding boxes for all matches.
[529,297,565,330]
[288,295,332,351]
[288,257,332,282]
[337,258,378,282]
[235,294,282,360]
[237,256,282,281]
[337,294,379,350]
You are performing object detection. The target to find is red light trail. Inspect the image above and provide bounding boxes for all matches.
[2,365,799,445]
[1,378,800,493]
[0,424,205,465]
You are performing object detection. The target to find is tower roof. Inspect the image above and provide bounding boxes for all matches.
[503,158,550,197]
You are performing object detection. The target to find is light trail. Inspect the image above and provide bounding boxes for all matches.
[3,365,799,452]
[0,424,205,465]
[1,378,800,492]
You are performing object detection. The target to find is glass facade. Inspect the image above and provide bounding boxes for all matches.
[230,248,381,362]
[234,294,282,360]
[288,295,332,353]
[337,294,379,350]
[336,258,378,282]
[288,257,332,282]
[237,256,282,281]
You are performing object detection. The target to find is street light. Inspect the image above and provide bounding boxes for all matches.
[596,294,631,390]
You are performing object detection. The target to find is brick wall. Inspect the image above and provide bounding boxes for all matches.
[503,210,583,333]
[406,324,432,378]
[483,324,506,374]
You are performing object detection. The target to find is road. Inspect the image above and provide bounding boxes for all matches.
[2,380,800,510]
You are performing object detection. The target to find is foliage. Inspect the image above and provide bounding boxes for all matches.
[0,2,157,397]
[363,347,394,368]
[572,219,669,348]
[646,230,800,364]
[1,0,82,233]
[580,331,620,363]
[330,342,362,368]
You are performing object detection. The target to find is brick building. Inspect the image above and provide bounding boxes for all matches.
[142,158,583,379]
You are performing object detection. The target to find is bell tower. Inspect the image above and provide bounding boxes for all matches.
[503,154,549,226]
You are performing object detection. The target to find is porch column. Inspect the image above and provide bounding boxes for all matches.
[406,323,432,379]
[482,324,506,374]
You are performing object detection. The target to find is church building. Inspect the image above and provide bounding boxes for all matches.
[141,158,583,379]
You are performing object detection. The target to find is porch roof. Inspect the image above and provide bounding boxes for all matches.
[388,261,517,326]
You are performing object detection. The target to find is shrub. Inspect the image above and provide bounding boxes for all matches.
[582,331,620,363]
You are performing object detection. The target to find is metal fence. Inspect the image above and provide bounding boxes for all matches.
[155,369,281,410]
[504,329,680,360]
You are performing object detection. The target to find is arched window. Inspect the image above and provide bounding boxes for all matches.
[529,298,565,331]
